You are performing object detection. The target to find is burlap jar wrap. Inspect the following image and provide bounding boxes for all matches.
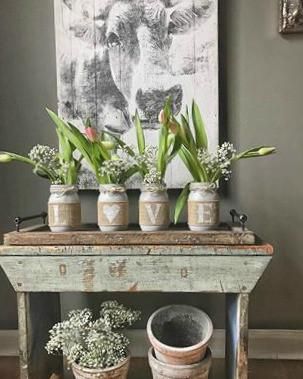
[188,200,219,228]
[48,202,81,228]
[98,201,128,227]
[139,201,170,227]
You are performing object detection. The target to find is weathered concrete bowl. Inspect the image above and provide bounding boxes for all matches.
[72,355,130,379]
[147,305,213,365]
[148,347,212,379]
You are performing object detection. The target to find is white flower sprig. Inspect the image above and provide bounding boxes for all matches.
[29,145,60,170]
[28,144,78,185]
[134,146,164,187]
[28,144,63,184]
[0,111,82,185]
[99,149,136,185]
[173,100,276,223]
[45,301,140,370]
[197,142,236,182]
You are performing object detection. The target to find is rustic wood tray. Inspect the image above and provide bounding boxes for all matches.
[4,223,256,246]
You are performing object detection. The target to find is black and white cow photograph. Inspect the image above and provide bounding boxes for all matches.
[54,0,218,188]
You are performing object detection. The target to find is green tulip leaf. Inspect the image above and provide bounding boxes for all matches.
[192,100,208,149]
[135,110,145,154]
[174,183,190,224]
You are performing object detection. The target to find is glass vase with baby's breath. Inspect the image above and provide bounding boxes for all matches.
[137,146,170,231]
[0,110,83,232]
[172,101,276,231]
[98,155,135,232]
[126,100,180,231]
[48,112,138,231]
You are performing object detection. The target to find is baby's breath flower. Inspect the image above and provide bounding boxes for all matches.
[29,144,73,184]
[29,145,60,170]
[197,142,236,182]
[135,146,165,187]
[28,144,80,185]
[100,301,141,330]
[45,301,140,370]
[99,149,134,184]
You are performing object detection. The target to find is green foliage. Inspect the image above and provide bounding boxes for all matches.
[134,110,145,155]
[46,109,137,185]
[192,100,208,149]
[173,101,277,223]
[0,143,80,185]
[46,301,140,370]
[46,110,84,184]
[133,98,181,187]
[174,183,190,224]
[0,111,83,184]
[47,109,101,181]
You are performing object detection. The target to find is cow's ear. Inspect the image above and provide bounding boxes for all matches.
[70,23,94,43]
[63,0,72,10]
[168,0,213,34]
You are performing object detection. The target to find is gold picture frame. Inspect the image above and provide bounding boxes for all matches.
[280,0,303,33]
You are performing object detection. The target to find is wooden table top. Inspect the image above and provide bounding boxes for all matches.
[2,223,264,247]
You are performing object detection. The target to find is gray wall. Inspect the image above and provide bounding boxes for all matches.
[0,0,302,329]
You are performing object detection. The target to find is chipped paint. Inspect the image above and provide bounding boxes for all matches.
[59,264,66,276]
[181,267,188,278]
[83,259,95,291]
[128,282,139,292]
[109,259,127,278]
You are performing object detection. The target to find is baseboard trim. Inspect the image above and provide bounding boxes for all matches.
[1,329,302,360]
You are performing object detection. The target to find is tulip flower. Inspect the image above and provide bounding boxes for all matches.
[0,153,13,163]
[258,147,276,156]
[85,127,98,142]
[168,121,179,135]
[236,146,277,160]
[101,141,116,150]
[158,109,168,124]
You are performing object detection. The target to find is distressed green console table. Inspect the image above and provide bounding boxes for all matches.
[0,227,273,379]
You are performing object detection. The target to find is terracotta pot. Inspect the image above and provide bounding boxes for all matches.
[148,348,212,379]
[72,356,130,379]
[147,305,213,365]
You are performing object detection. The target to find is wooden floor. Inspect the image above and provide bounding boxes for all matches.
[1,357,303,379]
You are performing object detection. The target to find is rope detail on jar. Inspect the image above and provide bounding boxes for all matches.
[50,185,78,197]
[99,185,126,193]
[190,182,217,192]
[142,184,167,193]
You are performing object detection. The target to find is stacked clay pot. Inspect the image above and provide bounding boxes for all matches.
[147,305,213,379]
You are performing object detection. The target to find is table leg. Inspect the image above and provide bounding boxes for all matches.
[226,293,249,379]
[17,292,63,379]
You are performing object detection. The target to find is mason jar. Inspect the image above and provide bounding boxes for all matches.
[188,183,220,231]
[139,184,170,231]
[48,185,81,232]
[98,184,128,232]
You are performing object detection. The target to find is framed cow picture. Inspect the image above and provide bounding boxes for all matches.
[54,0,219,189]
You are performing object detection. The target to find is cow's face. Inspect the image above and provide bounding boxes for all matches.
[61,0,213,133]
[107,0,213,127]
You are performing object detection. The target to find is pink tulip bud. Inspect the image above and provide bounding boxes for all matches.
[85,127,98,142]
[158,109,166,124]
[168,121,179,135]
